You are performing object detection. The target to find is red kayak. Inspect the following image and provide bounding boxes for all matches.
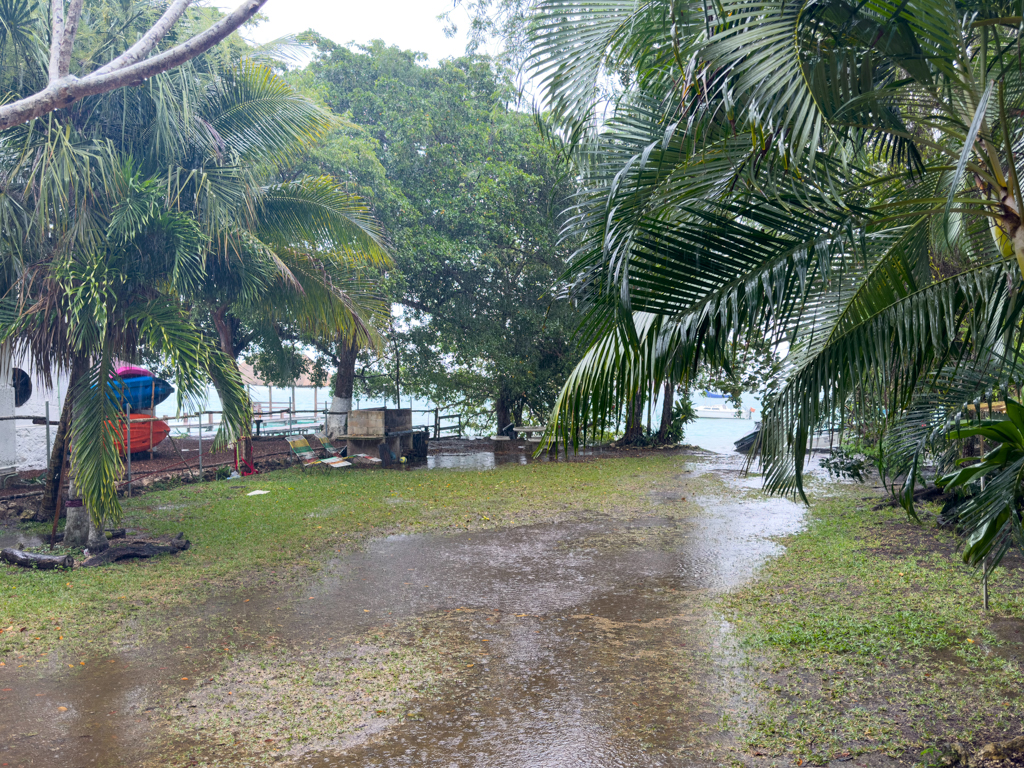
[113,414,170,454]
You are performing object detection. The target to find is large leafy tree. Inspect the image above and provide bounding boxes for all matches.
[299,39,581,431]
[523,0,1024,567]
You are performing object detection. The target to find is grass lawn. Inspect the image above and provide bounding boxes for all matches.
[0,454,696,661]
[2,455,1023,767]
[723,483,1024,766]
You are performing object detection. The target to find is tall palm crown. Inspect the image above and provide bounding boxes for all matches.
[532,0,1024,566]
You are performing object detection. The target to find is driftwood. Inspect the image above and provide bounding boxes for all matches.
[1,548,74,569]
[80,533,189,567]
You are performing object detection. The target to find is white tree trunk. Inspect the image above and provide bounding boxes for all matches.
[325,396,350,440]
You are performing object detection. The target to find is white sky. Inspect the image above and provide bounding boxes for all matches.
[239,0,473,64]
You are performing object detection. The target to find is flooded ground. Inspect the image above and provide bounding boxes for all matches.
[0,456,806,767]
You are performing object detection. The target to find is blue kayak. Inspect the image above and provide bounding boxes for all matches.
[109,376,174,410]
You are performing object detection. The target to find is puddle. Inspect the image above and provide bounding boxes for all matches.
[0,528,46,549]
[0,458,806,767]
[418,446,605,472]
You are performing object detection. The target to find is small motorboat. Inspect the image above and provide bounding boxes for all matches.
[114,413,171,455]
[735,425,761,454]
[694,403,741,419]
[109,375,174,410]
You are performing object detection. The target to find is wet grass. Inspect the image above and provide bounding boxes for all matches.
[159,614,479,764]
[0,454,699,663]
[723,483,1024,766]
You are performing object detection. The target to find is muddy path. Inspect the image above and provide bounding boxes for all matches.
[0,456,807,767]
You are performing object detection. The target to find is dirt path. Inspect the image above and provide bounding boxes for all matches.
[0,456,809,767]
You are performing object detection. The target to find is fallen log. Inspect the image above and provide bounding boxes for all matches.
[81,533,190,567]
[1,548,74,569]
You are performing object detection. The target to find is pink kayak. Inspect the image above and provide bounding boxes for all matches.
[115,365,153,379]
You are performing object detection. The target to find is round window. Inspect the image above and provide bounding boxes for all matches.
[12,368,31,408]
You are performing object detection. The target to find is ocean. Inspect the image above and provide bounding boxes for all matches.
[155,385,760,455]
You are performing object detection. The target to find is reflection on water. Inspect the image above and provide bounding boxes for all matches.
[418,443,606,472]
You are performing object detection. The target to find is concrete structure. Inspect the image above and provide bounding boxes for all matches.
[346,407,415,460]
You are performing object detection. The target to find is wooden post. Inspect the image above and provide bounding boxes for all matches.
[983,564,990,611]
[197,415,203,480]
[149,379,155,459]
[45,401,51,464]
[125,403,132,498]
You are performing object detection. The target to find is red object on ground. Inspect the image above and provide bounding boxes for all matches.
[234,436,259,476]
[115,414,171,455]
[115,365,153,379]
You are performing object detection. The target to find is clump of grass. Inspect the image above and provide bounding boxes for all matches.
[723,485,1024,765]
[161,615,476,765]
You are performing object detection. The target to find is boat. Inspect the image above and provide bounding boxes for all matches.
[115,365,153,379]
[108,376,174,410]
[114,413,171,454]
[694,403,742,419]
[735,425,761,454]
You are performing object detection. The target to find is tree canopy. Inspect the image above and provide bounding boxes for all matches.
[297,39,581,429]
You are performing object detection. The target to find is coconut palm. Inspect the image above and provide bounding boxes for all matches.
[0,5,390,535]
[530,0,1024,566]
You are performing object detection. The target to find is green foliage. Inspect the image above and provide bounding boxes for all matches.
[819,448,867,484]
[936,399,1024,569]
[521,0,1024,569]
[298,40,582,426]
[663,393,696,445]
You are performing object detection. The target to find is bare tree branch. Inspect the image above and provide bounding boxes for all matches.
[1,0,270,131]
[57,0,87,78]
[47,0,65,84]
[92,0,193,76]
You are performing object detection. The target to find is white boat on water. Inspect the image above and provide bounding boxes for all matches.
[694,403,743,419]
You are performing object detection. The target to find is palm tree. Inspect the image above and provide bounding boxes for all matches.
[0,6,390,540]
[1,143,251,547]
[529,0,1024,566]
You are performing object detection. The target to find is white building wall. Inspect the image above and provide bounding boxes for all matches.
[0,350,16,477]
[12,354,69,471]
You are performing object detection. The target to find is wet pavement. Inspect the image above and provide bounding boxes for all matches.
[0,456,806,767]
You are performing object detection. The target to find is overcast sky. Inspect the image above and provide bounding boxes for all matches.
[240,0,473,64]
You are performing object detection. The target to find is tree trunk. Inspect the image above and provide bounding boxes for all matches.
[496,388,513,436]
[326,337,358,440]
[658,381,674,443]
[623,391,645,444]
[212,305,237,357]
[37,387,74,524]
[62,358,109,553]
